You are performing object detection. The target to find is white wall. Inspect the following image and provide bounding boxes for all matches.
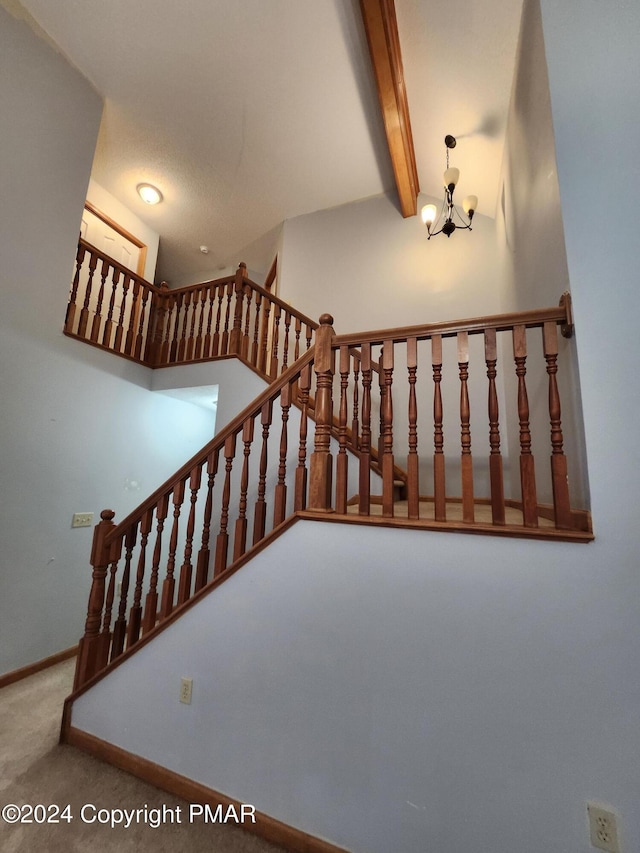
[279,191,504,334]
[0,7,216,676]
[86,178,160,283]
[71,3,640,852]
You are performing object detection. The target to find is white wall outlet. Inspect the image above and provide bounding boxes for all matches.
[587,802,621,853]
[179,677,193,705]
[71,512,94,528]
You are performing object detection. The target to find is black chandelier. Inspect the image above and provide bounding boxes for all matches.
[421,135,478,239]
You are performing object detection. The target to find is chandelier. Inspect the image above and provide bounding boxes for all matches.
[421,135,477,239]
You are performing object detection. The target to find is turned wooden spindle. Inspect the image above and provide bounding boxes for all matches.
[168,292,183,362]
[229,262,247,355]
[134,286,150,361]
[177,291,191,362]
[358,342,373,515]
[381,340,395,517]
[242,285,253,360]
[195,286,208,359]
[406,337,419,519]
[513,324,538,527]
[282,311,292,371]
[195,449,219,591]
[295,363,312,511]
[203,285,215,359]
[101,267,121,349]
[186,289,199,361]
[543,321,572,529]
[309,314,336,511]
[90,258,109,343]
[77,251,98,340]
[273,384,291,526]
[160,480,186,618]
[74,509,116,690]
[111,524,137,660]
[160,293,175,365]
[259,299,272,374]
[485,328,505,524]
[97,537,123,670]
[253,400,273,544]
[351,353,361,450]
[127,509,153,647]
[113,274,130,353]
[221,280,234,355]
[294,317,302,362]
[234,419,255,561]
[147,282,169,366]
[125,280,141,356]
[177,465,202,605]
[212,283,225,357]
[143,494,169,634]
[65,241,86,334]
[458,332,474,523]
[270,304,282,379]
[251,292,262,367]
[214,433,236,576]
[432,335,446,521]
[336,346,351,514]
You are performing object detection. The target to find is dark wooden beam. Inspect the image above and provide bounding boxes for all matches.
[359,0,420,217]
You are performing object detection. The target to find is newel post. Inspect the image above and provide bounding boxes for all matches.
[308,314,336,511]
[229,262,247,355]
[74,509,115,690]
[147,282,170,366]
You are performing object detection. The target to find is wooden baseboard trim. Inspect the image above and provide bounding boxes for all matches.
[64,727,350,853]
[0,645,77,690]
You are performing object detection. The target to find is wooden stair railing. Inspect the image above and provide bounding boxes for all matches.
[64,239,318,379]
[74,299,591,691]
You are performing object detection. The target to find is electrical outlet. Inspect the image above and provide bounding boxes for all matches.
[179,677,193,705]
[587,802,621,853]
[71,512,94,528]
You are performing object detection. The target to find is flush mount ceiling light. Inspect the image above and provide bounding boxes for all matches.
[136,183,163,205]
[421,135,478,239]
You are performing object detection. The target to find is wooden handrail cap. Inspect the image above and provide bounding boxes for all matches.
[100,509,116,521]
[319,313,334,326]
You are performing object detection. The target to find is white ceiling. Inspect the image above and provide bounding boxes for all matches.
[18,0,523,284]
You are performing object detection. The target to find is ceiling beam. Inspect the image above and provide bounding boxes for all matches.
[359,0,420,217]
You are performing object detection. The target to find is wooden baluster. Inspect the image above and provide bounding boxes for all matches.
[282,311,292,371]
[234,418,255,560]
[309,315,336,510]
[212,283,225,356]
[147,282,169,366]
[74,509,115,690]
[134,286,149,360]
[253,400,273,544]
[259,298,272,374]
[273,384,291,526]
[177,291,191,361]
[432,335,446,521]
[214,434,236,576]
[485,328,505,524]
[143,494,169,634]
[407,337,420,519]
[270,304,282,378]
[178,465,202,605]
[251,292,262,367]
[161,294,175,364]
[294,317,302,362]
[336,346,350,514]
[98,537,123,670]
[458,332,475,523]
[305,323,313,352]
[127,509,152,647]
[160,480,186,618]
[221,281,234,355]
[543,321,572,529]
[351,353,361,450]
[90,258,109,343]
[229,263,246,355]
[195,287,207,359]
[513,324,538,527]
[111,523,137,660]
[378,352,385,466]
[185,289,198,360]
[381,341,395,517]
[125,280,140,355]
[203,285,215,358]
[65,241,86,334]
[195,449,219,591]
[169,292,183,362]
[77,251,98,339]
[114,274,130,353]
[101,267,121,349]
[295,363,312,510]
[242,285,253,360]
[359,342,372,515]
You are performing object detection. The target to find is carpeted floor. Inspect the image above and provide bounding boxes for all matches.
[0,659,287,852]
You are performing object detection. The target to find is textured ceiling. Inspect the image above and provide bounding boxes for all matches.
[18,0,522,284]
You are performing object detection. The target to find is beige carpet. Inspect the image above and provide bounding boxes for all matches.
[0,659,287,852]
